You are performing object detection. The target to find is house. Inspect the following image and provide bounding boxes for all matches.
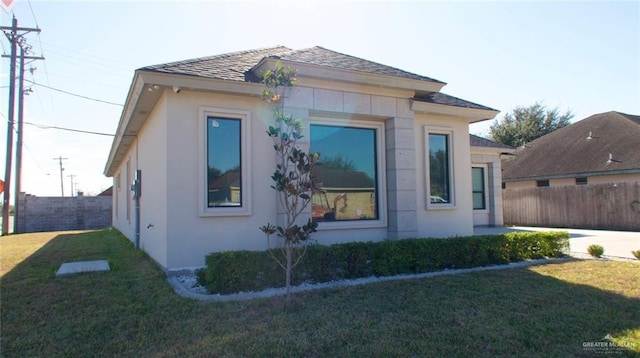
[502,111,640,188]
[469,134,515,226]
[104,46,505,271]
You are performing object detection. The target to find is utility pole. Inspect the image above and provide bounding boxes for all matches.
[1,17,17,235]
[53,156,67,196]
[1,17,42,235]
[67,174,76,197]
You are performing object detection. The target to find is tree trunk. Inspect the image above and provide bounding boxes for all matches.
[285,244,292,305]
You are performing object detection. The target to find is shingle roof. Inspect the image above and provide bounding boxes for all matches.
[415,92,498,112]
[502,111,640,180]
[275,46,444,84]
[140,46,293,81]
[139,46,444,84]
[470,134,514,150]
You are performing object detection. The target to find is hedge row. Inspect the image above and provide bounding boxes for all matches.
[197,231,569,294]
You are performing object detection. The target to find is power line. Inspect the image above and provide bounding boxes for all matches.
[2,114,115,137]
[42,72,128,90]
[25,0,55,112]
[26,80,124,106]
[0,112,49,176]
[40,40,136,68]
[24,121,115,136]
[27,0,40,28]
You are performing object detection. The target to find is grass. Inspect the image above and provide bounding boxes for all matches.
[1,229,639,357]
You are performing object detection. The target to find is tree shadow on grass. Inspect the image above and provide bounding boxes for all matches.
[1,230,638,357]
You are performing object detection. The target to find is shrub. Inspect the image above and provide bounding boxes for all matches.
[631,250,640,260]
[587,244,605,258]
[198,231,569,294]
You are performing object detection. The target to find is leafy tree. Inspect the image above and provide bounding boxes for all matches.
[207,166,222,181]
[319,155,357,171]
[259,62,319,306]
[490,103,573,147]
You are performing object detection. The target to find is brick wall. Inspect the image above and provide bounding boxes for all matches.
[16,193,112,233]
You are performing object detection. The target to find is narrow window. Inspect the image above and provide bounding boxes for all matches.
[126,160,131,222]
[429,133,451,204]
[310,124,378,222]
[472,167,486,210]
[115,174,120,218]
[502,182,506,189]
[575,177,588,185]
[536,180,549,187]
[207,117,241,207]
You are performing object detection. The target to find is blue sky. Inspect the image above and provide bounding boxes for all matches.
[1,0,638,197]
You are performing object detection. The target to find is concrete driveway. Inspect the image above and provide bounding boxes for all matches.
[474,226,640,260]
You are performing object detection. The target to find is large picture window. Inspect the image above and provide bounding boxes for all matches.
[310,124,379,222]
[428,133,452,204]
[207,117,241,207]
[472,167,486,210]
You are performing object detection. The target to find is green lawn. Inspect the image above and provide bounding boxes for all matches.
[1,229,638,357]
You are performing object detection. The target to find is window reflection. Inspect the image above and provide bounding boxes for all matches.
[472,167,486,210]
[311,124,378,222]
[429,133,451,204]
[207,117,241,207]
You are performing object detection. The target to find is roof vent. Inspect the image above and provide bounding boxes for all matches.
[607,153,622,164]
[586,131,593,140]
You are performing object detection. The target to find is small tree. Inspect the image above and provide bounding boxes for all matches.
[490,102,573,147]
[259,62,319,305]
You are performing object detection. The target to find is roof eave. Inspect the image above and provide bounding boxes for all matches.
[471,146,516,155]
[104,72,146,177]
[411,100,500,123]
[103,71,264,177]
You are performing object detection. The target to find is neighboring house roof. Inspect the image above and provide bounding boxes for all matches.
[502,111,640,181]
[209,170,240,190]
[313,165,375,189]
[98,186,113,196]
[141,46,445,85]
[469,134,514,150]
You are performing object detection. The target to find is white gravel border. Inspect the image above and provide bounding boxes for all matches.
[167,257,578,302]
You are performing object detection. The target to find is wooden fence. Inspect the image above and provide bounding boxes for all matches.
[503,182,640,231]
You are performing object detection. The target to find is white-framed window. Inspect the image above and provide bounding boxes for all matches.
[198,107,251,217]
[126,159,131,222]
[310,117,387,230]
[472,165,488,211]
[115,174,121,218]
[425,127,455,209]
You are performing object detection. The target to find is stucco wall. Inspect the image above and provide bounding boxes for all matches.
[111,86,485,271]
[414,114,473,237]
[112,94,169,267]
[17,193,111,233]
[471,151,505,226]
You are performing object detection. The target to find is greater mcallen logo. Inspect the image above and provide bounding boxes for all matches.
[582,334,636,353]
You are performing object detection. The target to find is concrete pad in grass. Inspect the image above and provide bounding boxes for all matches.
[56,260,110,277]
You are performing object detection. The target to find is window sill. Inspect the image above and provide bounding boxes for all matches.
[199,207,252,217]
[426,204,457,211]
[315,219,387,231]
[473,208,489,213]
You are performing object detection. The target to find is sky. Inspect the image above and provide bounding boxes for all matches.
[0,0,638,198]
